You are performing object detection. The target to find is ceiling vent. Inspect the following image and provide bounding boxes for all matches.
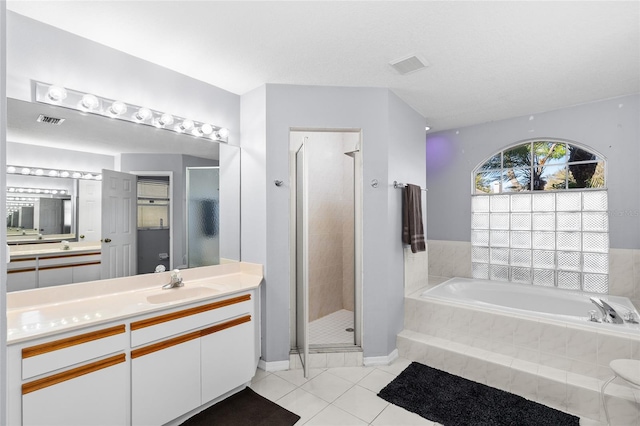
[36,114,65,125]
[389,54,429,75]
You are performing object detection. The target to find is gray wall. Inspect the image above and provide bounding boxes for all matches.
[426,94,640,249]
[241,84,425,362]
[7,11,240,146]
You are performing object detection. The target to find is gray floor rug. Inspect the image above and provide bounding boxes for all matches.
[378,362,580,426]
[179,387,300,426]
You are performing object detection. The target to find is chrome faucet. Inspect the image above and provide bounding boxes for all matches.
[589,297,623,324]
[162,269,184,290]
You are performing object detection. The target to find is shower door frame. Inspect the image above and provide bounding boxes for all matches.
[289,128,364,375]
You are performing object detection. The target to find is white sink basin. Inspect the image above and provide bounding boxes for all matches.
[146,286,220,304]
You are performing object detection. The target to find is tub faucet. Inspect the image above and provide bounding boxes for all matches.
[589,297,623,324]
[162,269,184,290]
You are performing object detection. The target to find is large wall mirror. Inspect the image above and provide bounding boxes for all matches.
[6,98,241,292]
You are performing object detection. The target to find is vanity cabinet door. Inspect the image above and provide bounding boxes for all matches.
[22,354,127,426]
[201,315,254,403]
[131,336,201,426]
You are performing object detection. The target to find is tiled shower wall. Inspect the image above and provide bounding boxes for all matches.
[307,133,357,321]
[428,239,640,310]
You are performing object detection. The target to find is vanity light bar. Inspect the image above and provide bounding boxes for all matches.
[7,187,67,195]
[7,165,102,181]
[35,82,230,143]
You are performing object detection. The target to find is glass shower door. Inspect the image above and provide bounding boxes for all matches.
[295,143,310,378]
[186,167,220,268]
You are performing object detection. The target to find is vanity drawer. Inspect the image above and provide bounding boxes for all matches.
[22,324,127,380]
[130,292,252,347]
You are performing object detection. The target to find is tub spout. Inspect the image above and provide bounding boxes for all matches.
[589,297,623,324]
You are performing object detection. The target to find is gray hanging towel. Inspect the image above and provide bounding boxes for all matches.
[402,184,426,253]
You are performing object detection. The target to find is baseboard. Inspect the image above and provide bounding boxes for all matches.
[257,358,290,372]
[363,348,399,367]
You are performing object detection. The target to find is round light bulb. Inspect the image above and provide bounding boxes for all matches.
[26,189,33,193]
[72,172,82,179]
[179,119,194,132]
[51,190,58,194]
[34,189,41,193]
[218,128,230,139]
[81,94,100,110]
[35,169,44,176]
[59,190,66,195]
[109,101,127,116]
[48,170,59,177]
[96,174,103,181]
[60,171,70,178]
[158,113,174,126]
[83,173,93,180]
[135,107,152,121]
[47,86,67,102]
[43,190,50,194]
[7,166,16,173]
[200,123,214,136]
[21,168,31,175]
[8,188,15,192]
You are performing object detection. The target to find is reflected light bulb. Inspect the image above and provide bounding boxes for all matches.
[35,169,44,176]
[158,113,174,127]
[48,170,59,177]
[81,94,99,110]
[135,107,152,121]
[60,171,70,178]
[109,101,127,116]
[7,166,16,173]
[21,168,31,175]
[72,172,82,179]
[47,86,67,102]
[218,128,230,139]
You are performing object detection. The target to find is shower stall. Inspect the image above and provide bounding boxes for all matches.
[291,129,363,376]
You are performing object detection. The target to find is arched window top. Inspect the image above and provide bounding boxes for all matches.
[473,139,605,194]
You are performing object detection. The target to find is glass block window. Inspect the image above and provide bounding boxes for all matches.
[471,140,608,293]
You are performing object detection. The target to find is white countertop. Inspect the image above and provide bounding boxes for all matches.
[10,241,102,258]
[6,262,263,344]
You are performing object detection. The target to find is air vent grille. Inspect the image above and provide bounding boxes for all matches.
[389,55,429,75]
[37,114,65,125]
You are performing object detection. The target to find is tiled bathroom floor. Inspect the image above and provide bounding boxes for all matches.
[309,309,355,346]
[249,357,606,426]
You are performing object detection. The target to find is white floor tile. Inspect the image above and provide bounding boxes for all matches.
[371,403,440,426]
[300,371,354,403]
[376,357,412,376]
[332,385,389,423]
[357,368,397,394]
[304,404,368,425]
[251,367,271,384]
[275,367,324,387]
[276,388,329,425]
[326,366,375,384]
[249,373,297,402]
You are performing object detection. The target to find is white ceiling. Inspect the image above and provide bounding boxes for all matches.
[6,1,640,132]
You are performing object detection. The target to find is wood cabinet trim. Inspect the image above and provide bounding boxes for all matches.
[131,315,252,359]
[39,261,101,271]
[38,251,102,260]
[22,353,125,395]
[131,330,201,359]
[130,294,251,331]
[7,267,36,274]
[22,325,126,359]
[200,315,251,337]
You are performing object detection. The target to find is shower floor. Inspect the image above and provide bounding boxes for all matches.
[309,309,355,346]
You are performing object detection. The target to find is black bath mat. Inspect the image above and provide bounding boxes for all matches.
[179,387,300,426]
[378,362,579,426]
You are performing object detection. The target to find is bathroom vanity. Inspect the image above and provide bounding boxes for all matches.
[7,241,103,292]
[6,262,263,426]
